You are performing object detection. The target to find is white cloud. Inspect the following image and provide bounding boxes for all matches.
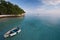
[37,7,60,15]
[31,0,60,15]
[42,0,60,5]
[40,0,60,13]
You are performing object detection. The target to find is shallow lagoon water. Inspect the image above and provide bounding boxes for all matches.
[0,13,60,40]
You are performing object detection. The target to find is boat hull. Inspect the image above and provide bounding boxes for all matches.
[4,27,21,38]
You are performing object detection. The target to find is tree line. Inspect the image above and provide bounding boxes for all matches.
[0,0,25,15]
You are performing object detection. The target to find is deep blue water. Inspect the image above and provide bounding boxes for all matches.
[0,13,60,40]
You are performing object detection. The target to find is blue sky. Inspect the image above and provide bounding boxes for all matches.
[6,0,42,12]
[6,0,60,15]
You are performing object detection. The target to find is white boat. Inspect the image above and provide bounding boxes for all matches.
[4,27,21,38]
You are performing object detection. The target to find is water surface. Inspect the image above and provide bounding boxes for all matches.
[0,13,60,40]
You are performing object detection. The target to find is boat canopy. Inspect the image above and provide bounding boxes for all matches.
[9,27,19,34]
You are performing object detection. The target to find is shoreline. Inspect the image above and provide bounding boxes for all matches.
[0,14,25,18]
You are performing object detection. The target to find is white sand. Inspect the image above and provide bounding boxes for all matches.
[0,15,14,17]
[0,14,25,17]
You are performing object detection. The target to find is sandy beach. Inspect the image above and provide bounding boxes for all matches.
[0,14,24,18]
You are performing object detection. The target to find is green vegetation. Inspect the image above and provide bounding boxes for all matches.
[0,0,25,15]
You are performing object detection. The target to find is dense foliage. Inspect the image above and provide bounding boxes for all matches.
[0,0,25,15]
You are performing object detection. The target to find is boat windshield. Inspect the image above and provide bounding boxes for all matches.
[9,31,14,34]
[13,27,19,32]
[9,27,19,34]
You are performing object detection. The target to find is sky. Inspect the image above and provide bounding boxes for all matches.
[6,0,60,16]
[5,0,42,12]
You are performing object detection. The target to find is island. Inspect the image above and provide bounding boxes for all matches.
[0,0,25,18]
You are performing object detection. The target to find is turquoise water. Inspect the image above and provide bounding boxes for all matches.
[0,13,60,40]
